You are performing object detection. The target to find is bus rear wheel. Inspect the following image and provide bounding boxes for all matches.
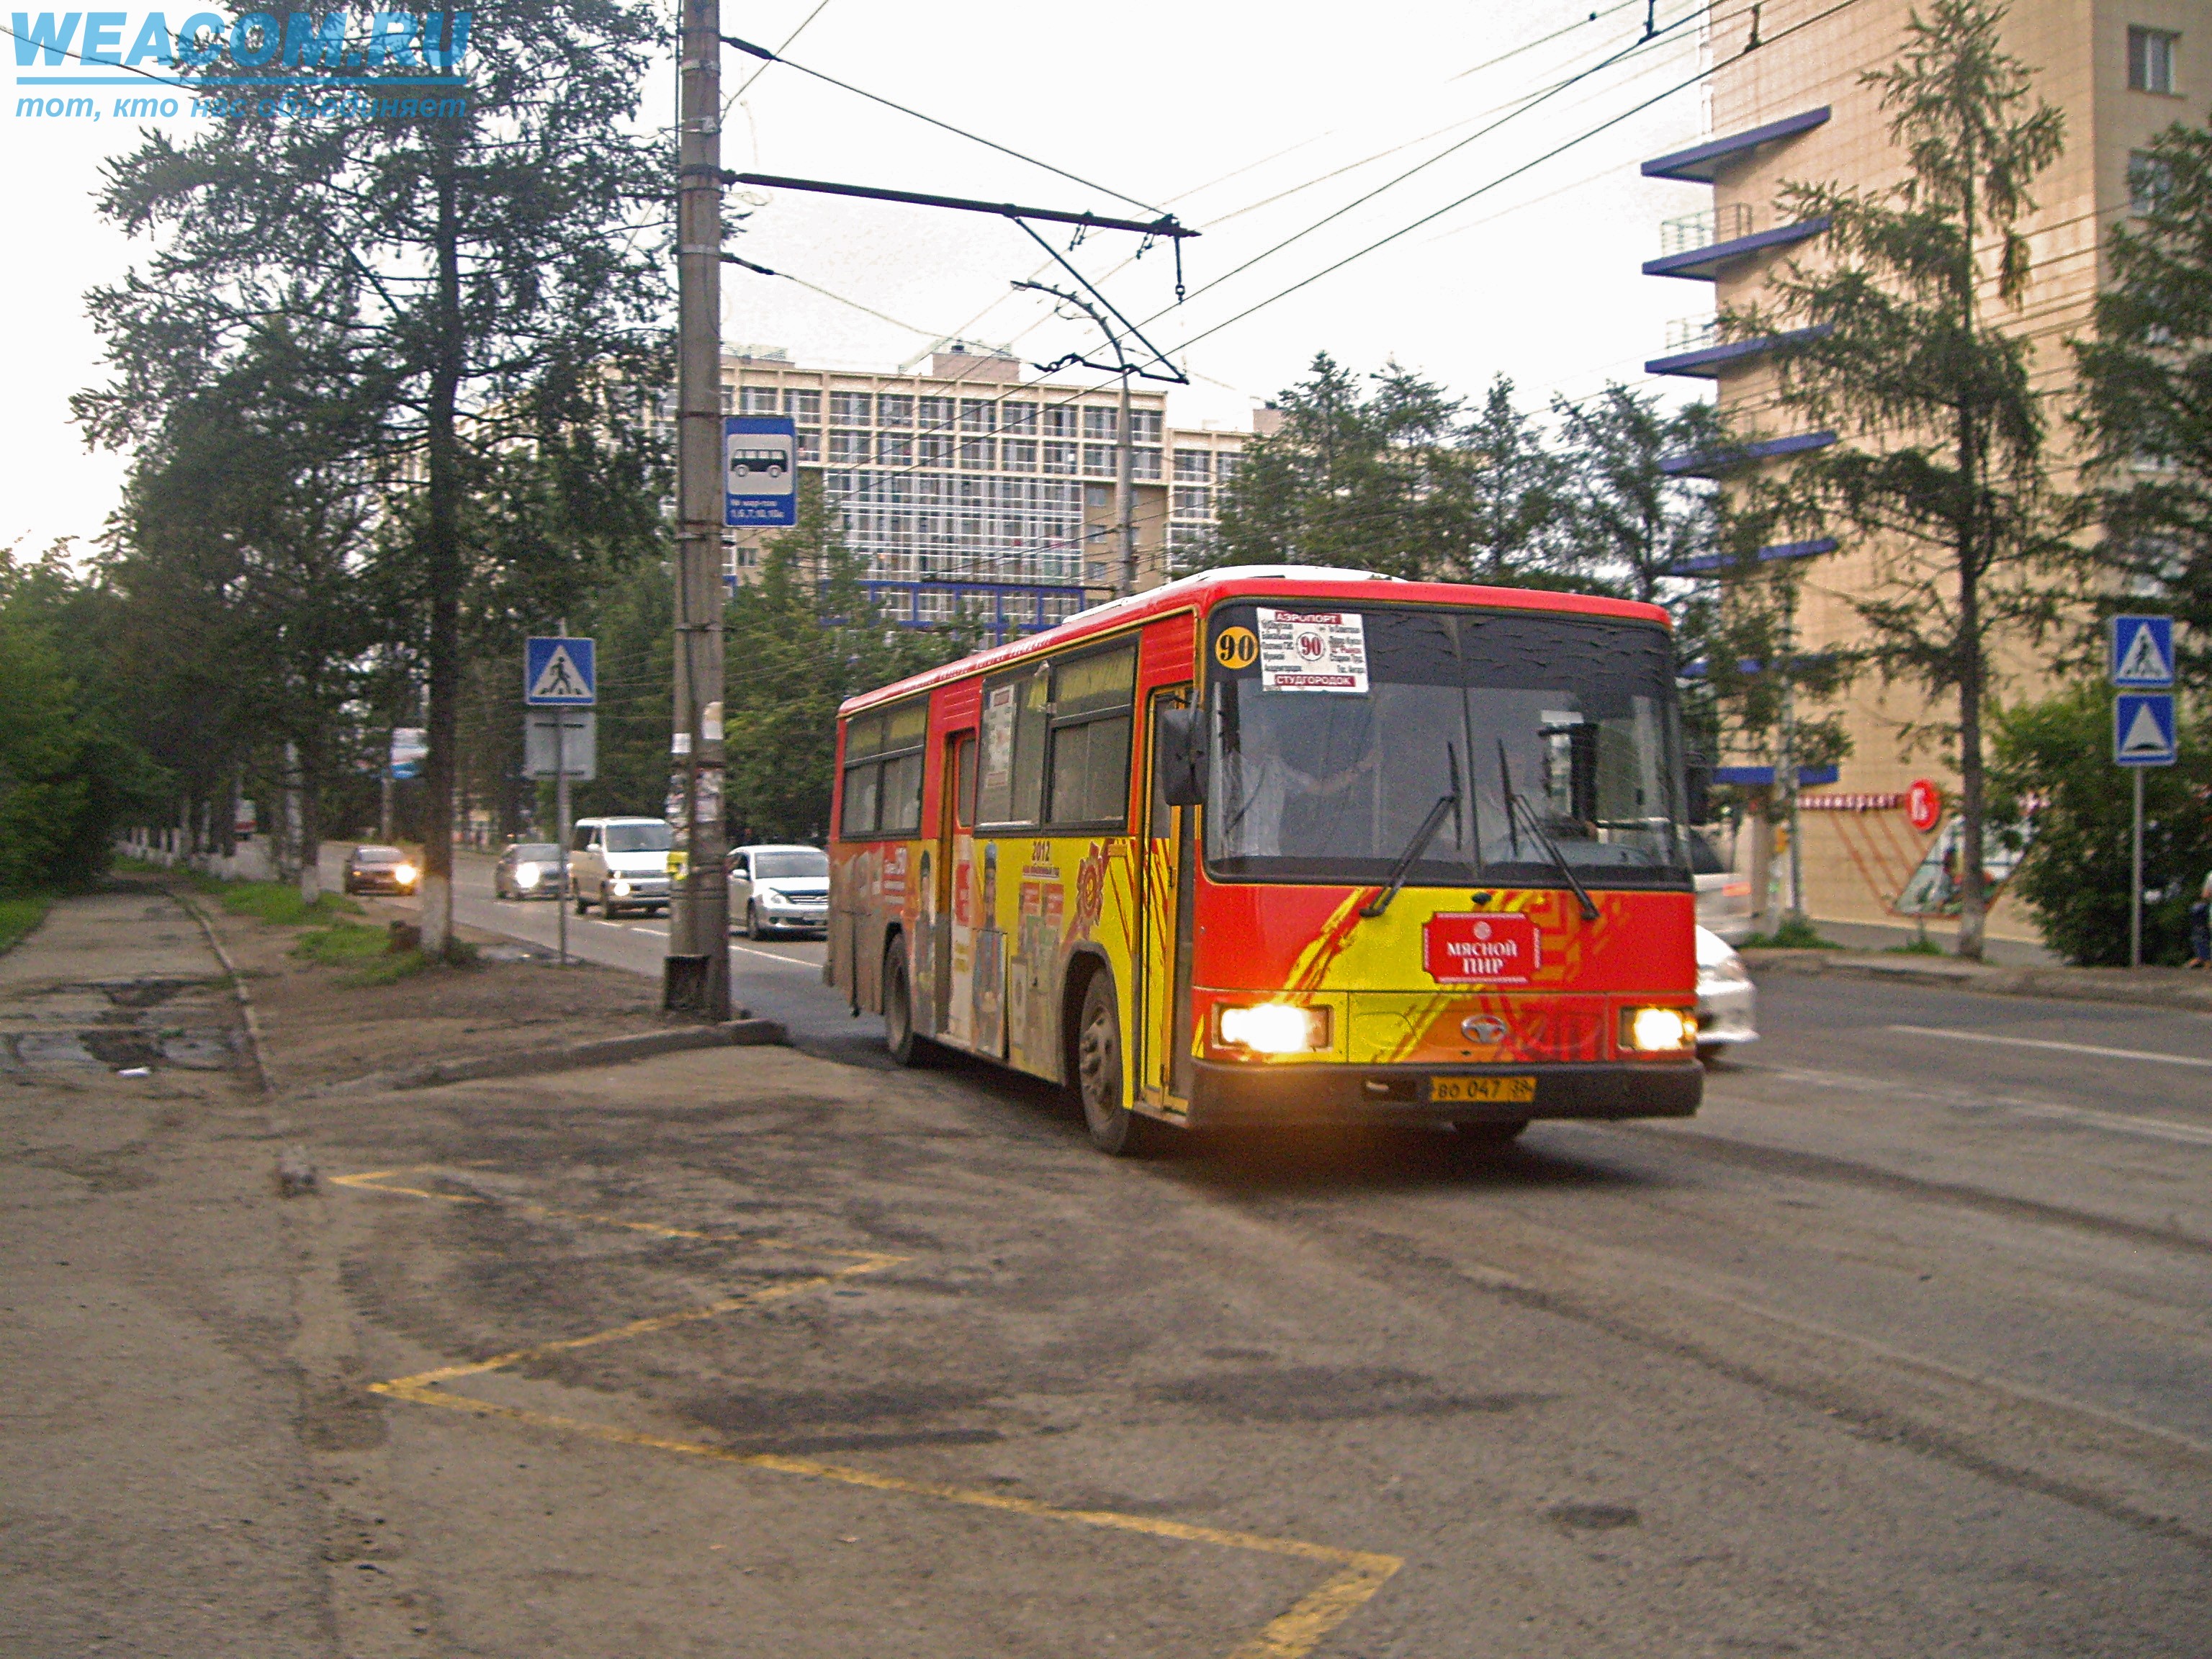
[1076,974,1154,1156]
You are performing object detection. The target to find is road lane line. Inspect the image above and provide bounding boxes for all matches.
[1761,1064,2212,1148]
[340,1164,1401,1657]
[729,943,817,971]
[1888,1025,2212,1069]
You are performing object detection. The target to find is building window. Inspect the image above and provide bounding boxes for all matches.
[783,389,821,423]
[961,398,994,433]
[878,395,914,428]
[1215,451,1241,483]
[1043,406,1078,439]
[1002,401,1038,434]
[1084,484,1112,511]
[1173,449,1212,482]
[1043,441,1077,475]
[1082,444,1115,477]
[917,588,951,622]
[920,433,954,468]
[2131,26,2177,93]
[918,395,955,431]
[829,430,871,464]
[960,436,995,470]
[1082,405,1118,441]
[879,588,914,622]
[739,386,778,415]
[2130,149,2175,212]
[830,391,873,425]
[719,385,733,413]
[878,434,914,467]
[1133,446,1161,481]
[796,429,821,462]
[1173,486,1211,519]
[1130,410,1161,444]
[1002,439,1037,472]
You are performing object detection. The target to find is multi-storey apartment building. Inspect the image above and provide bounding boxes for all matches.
[719,347,1251,640]
[1640,0,2208,941]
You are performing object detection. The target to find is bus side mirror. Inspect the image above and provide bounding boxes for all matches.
[1685,754,1712,826]
[1157,706,1207,807]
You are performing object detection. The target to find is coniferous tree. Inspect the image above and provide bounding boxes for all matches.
[1745,0,2073,958]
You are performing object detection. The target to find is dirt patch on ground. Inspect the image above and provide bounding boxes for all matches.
[192,886,676,1092]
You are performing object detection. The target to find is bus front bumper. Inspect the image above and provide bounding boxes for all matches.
[1184,1059,1701,1130]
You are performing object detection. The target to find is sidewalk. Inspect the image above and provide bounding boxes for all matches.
[1745,944,2212,1014]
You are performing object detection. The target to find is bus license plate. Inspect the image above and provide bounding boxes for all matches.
[1431,1076,1536,1105]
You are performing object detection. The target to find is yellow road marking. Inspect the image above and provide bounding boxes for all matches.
[338,1166,1403,1658]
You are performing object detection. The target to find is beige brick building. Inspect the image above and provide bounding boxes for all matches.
[1643,0,2208,942]
[717,347,1251,640]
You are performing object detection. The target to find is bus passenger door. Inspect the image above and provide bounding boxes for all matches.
[1139,688,1197,1111]
[931,734,971,1039]
[941,735,976,1046]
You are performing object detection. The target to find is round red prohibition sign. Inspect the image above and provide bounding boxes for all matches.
[1906,778,1943,833]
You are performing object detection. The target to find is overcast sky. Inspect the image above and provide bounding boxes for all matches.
[1,0,1724,557]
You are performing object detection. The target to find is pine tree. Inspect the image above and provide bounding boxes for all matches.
[1746,0,2072,959]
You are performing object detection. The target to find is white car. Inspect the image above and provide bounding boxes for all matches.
[568,817,674,917]
[728,843,830,938]
[1690,830,1755,945]
[1695,925,1757,1061]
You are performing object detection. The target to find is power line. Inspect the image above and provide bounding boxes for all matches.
[724,0,833,113]
[721,35,1167,220]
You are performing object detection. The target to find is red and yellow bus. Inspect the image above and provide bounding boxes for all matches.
[827,566,1703,1155]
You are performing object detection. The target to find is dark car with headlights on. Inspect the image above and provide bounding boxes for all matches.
[343,845,418,896]
[493,842,563,901]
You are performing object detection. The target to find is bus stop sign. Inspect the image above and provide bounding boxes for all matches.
[726,415,798,527]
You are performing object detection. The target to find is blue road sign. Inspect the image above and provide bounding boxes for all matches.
[725,415,799,527]
[2110,615,2175,688]
[524,636,596,706]
[2115,692,2177,767]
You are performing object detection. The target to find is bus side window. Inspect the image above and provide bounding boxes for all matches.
[957,734,977,829]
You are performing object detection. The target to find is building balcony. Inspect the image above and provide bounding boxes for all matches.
[1643,215,1830,281]
[1642,107,1831,183]
[1658,431,1837,478]
[1667,536,1838,577]
[1711,764,1840,787]
[1645,323,1833,378]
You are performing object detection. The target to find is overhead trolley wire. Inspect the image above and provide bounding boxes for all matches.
[721,35,1169,222]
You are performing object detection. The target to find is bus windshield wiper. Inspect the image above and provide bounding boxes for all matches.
[1362,744,1461,919]
[1496,742,1601,922]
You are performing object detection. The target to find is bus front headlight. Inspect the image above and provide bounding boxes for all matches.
[1622,1006,1696,1053]
[1216,1003,1331,1055]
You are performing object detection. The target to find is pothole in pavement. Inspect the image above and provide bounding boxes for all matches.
[0,979,238,1072]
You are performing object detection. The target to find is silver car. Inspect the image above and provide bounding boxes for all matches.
[1695,925,1757,1061]
[569,817,674,917]
[728,843,830,938]
[1691,830,1755,945]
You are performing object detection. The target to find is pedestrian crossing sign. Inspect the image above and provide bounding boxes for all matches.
[2113,692,2177,768]
[524,637,595,706]
[2110,615,2174,688]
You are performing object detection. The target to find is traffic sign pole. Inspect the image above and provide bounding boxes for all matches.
[2132,768,2144,971]
[556,620,570,968]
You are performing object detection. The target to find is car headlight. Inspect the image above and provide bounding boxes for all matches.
[1216,1003,1332,1054]
[611,878,631,896]
[394,863,418,886]
[1700,956,1749,986]
[1621,1005,1696,1053]
[515,863,541,889]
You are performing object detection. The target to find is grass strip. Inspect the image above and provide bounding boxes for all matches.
[294,920,431,985]
[0,894,53,957]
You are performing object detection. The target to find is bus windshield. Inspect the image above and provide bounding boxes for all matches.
[1205,604,1687,887]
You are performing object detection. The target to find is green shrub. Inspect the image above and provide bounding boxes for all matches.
[1884,932,1947,956]
[1992,684,2212,966]
[1745,914,1840,949]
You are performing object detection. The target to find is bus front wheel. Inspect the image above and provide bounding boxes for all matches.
[884,941,922,1066]
[1076,974,1154,1156]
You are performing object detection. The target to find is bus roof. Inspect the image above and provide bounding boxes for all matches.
[836,566,1674,719]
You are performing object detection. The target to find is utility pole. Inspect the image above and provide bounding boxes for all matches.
[667,0,729,1020]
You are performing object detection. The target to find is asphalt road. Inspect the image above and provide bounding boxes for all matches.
[22,863,2209,1655]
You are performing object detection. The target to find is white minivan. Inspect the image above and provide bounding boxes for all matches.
[568,817,674,917]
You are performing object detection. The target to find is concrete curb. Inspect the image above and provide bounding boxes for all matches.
[1744,948,2212,1015]
[316,1019,786,1095]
